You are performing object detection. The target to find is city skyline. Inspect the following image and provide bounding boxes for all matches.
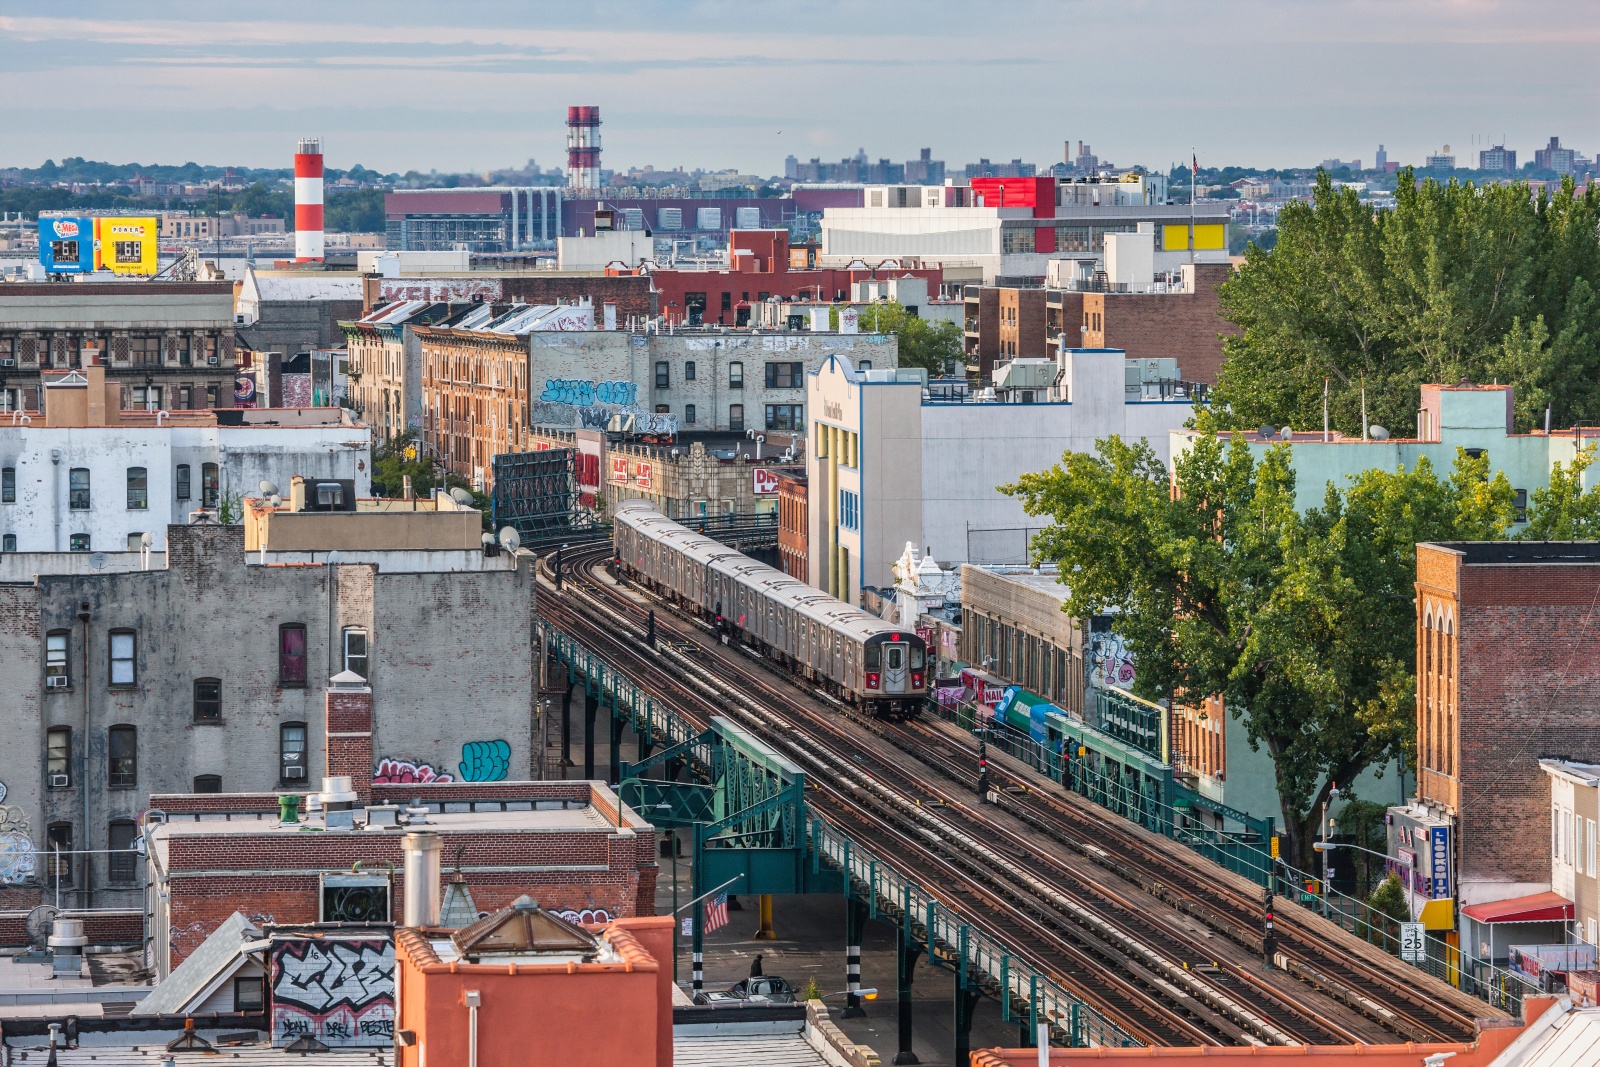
[0,0,1595,176]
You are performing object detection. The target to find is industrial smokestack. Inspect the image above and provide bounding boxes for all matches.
[402,830,442,927]
[566,106,601,194]
[294,137,324,262]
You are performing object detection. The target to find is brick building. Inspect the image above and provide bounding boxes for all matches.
[603,438,799,521]
[776,469,808,581]
[342,300,472,445]
[1395,542,1600,916]
[959,565,1085,720]
[963,263,1234,383]
[0,522,537,913]
[0,282,239,411]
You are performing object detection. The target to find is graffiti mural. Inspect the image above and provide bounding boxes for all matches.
[458,740,510,782]
[1088,629,1137,689]
[539,379,638,407]
[372,758,454,785]
[0,794,35,885]
[557,908,612,924]
[271,938,395,1048]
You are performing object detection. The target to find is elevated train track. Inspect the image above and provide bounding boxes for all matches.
[541,537,1492,1048]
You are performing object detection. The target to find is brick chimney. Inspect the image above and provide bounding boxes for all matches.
[326,670,373,804]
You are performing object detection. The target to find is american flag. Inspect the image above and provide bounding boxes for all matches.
[704,893,730,935]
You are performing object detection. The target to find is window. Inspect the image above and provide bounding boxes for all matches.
[175,335,191,366]
[193,678,221,722]
[205,385,218,409]
[765,362,803,389]
[655,362,670,389]
[685,360,697,381]
[131,386,162,411]
[46,726,71,784]
[69,534,90,552]
[839,489,860,530]
[107,820,137,883]
[765,404,803,432]
[46,824,73,885]
[316,483,344,508]
[2,467,13,503]
[729,404,744,432]
[105,725,139,792]
[859,360,872,371]
[280,722,308,782]
[175,464,191,501]
[46,631,69,684]
[2,535,13,553]
[729,362,744,389]
[201,463,219,509]
[234,976,266,1012]
[193,774,222,793]
[1514,488,1528,523]
[69,468,90,510]
[720,292,732,312]
[130,334,160,366]
[126,467,148,510]
[685,404,697,425]
[279,624,307,685]
[1001,227,1036,254]
[109,631,136,687]
[179,386,192,410]
[342,628,368,679]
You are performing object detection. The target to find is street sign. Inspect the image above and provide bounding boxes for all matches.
[1270,836,1280,860]
[1400,922,1426,963]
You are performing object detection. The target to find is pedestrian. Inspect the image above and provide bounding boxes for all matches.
[750,954,764,978]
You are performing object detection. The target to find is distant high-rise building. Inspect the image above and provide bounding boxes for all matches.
[1478,145,1517,175]
[784,154,799,181]
[1374,144,1388,170]
[904,148,945,185]
[1535,136,1577,176]
[1074,141,1100,173]
[1425,146,1456,173]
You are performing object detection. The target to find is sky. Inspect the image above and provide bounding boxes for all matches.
[1,0,1596,176]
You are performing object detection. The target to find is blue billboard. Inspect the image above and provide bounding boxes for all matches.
[38,216,96,273]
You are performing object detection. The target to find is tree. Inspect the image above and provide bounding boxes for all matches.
[325,189,386,233]
[1002,435,1512,865]
[371,432,441,499]
[1366,873,1410,948]
[836,301,963,376]
[1212,169,1600,436]
[1517,445,1600,539]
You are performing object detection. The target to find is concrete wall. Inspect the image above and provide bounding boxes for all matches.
[259,510,481,551]
[237,299,364,357]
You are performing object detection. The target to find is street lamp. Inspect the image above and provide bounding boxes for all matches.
[819,988,878,1001]
[1319,784,1341,917]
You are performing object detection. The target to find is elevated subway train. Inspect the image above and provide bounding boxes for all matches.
[612,500,927,716]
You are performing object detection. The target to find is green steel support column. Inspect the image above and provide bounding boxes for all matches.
[609,691,624,784]
[952,972,981,1067]
[561,687,574,772]
[893,926,921,1065]
[584,690,598,780]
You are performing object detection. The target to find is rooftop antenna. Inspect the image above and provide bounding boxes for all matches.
[498,526,522,553]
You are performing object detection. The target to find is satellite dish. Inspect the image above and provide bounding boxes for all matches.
[269,494,282,507]
[449,487,473,505]
[1257,425,1276,439]
[139,532,152,547]
[1279,427,1293,440]
[499,526,522,553]
[1370,425,1390,440]
[259,480,279,496]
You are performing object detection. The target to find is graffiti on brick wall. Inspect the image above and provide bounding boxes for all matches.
[557,908,612,924]
[372,757,454,785]
[540,379,638,407]
[0,792,34,884]
[1089,630,1136,689]
[282,373,312,407]
[458,740,510,782]
[271,938,395,1048]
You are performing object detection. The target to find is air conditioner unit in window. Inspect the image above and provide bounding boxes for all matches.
[45,676,68,689]
[0,358,14,368]
[234,314,247,325]
[283,766,306,780]
[49,774,69,788]
[207,356,220,365]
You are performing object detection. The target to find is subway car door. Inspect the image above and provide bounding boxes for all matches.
[882,640,910,693]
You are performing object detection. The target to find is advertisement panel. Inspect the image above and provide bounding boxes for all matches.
[37,217,95,273]
[752,468,779,495]
[609,456,630,485]
[634,460,653,491]
[95,216,159,275]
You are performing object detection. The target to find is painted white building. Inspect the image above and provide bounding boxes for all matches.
[806,348,1197,603]
[820,175,1229,285]
[0,365,370,555]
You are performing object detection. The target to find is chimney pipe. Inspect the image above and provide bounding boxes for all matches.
[403,830,443,927]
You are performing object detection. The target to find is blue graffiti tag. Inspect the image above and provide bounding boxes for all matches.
[540,379,636,407]
[459,740,511,782]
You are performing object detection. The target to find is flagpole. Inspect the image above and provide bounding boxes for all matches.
[676,873,744,914]
[1191,147,1197,269]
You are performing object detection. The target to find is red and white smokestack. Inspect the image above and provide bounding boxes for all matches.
[294,137,324,262]
[566,106,601,193]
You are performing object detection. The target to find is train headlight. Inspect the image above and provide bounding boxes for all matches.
[912,672,924,689]
[866,672,880,689]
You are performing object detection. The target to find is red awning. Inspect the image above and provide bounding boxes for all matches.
[1462,891,1575,924]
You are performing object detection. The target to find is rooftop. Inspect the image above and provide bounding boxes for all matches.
[1423,541,1600,566]
[149,803,623,840]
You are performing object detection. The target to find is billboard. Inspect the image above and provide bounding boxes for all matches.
[95,216,159,275]
[37,217,95,273]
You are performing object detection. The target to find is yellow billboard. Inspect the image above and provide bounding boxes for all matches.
[95,217,158,275]
[1160,223,1227,251]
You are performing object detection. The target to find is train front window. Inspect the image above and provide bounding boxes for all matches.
[865,644,881,670]
[911,646,925,669]
[887,646,904,670]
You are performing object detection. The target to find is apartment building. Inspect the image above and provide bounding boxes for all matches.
[0,282,239,412]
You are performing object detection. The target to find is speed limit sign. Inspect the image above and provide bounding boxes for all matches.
[1400,922,1426,963]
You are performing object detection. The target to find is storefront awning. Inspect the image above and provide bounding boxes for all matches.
[1462,891,1574,925]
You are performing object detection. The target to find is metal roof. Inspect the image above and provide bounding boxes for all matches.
[674,1033,831,1067]
[132,911,260,1016]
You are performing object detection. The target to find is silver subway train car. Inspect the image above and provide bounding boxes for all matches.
[613,500,927,716]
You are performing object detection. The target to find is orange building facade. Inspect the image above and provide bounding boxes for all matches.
[416,327,534,487]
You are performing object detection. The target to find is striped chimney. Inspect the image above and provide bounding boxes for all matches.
[294,137,324,262]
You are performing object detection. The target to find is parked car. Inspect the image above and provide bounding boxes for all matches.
[693,975,798,1005]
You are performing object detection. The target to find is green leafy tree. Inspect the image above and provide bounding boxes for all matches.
[1003,436,1512,865]
[833,301,963,376]
[1517,445,1600,539]
[1213,169,1600,435]
[1366,873,1410,947]
[371,432,441,499]
[325,189,386,233]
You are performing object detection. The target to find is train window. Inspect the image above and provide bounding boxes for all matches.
[887,647,904,670]
[865,644,881,670]
[911,646,925,669]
